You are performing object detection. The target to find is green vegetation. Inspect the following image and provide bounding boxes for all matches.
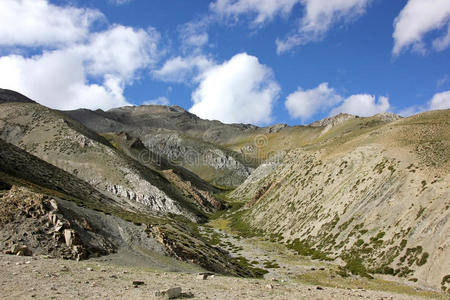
[416,206,426,219]
[416,252,429,266]
[232,256,268,278]
[263,260,280,269]
[288,239,332,261]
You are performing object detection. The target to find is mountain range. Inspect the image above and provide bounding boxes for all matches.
[0,88,448,293]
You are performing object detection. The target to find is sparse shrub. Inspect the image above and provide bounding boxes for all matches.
[416,252,429,266]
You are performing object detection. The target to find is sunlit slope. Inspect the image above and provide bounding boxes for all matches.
[230,109,450,290]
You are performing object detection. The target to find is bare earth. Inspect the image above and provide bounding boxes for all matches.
[0,254,441,300]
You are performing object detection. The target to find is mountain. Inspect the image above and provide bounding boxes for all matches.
[64,105,259,187]
[0,89,35,104]
[229,109,450,290]
[1,88,449,293]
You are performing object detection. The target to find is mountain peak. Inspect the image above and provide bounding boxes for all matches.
[0,89,35,104]
[309,113,357,128]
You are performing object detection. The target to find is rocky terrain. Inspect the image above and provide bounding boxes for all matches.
[230,110,450,291]
[64,105,258,187]
[1,253,445,300]
[0,88,449,298]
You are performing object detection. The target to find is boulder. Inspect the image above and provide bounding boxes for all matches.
[155,287,182,299]
[64,229,74,247]
[13,245,32,256]
[166,287,182,299]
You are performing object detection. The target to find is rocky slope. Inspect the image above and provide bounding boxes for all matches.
[1,88,449,295]
[0,100,214,221]
[230,110,450,291]
[0,139,252,277]
[64,105,257,187]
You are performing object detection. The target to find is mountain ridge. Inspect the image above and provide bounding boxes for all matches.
[1,88,449,293]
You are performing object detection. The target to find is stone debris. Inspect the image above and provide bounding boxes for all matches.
[132,280,145,287]
[197,272,215,280]
[155,287,183,299]
[6,244,33,256]
[265,284,273,289]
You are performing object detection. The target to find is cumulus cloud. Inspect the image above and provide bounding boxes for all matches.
[210,0,300,25]
[277,0,372,53]
[330,94,390,117]
[143,96,170,106]
[285,83,391,121]
[429,90,450,110]
[0,0,102,47]
[189,53,280,124]
[393,0,450,55]
[152,55,215,83]
[0,50,129,110]
[285,83,342,122]
[398,90,450,116]
[0,0,161,110]
[79,25,160,80]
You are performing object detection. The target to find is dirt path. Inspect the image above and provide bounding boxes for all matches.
[0,254,440,300]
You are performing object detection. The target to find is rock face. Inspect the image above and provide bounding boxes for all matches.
[230,110,450,290]
[0,102,204,221]
[141,132,252,187]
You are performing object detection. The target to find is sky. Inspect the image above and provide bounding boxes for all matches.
[0,0,449,126]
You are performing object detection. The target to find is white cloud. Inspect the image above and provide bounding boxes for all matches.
[398,90,450,116]
[178,19,210,51]
[285,83,391,121]
[277,0,372,53]
[210,0,300,25]
[0,1,161,110]
[330,94,390,117]
[189,53,280,125]
[210,0,372,53]
[429,90,450,110]
[152,56,215,83]
[108,0,132,5]
[397,105,425,117]
[0,0,102,47]
[393,0,450,55]
[79,25,160,80]
[143,96,170,106]
[285,83,342,122]
[0,51,129,110]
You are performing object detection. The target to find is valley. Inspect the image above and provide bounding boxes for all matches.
[0,88,449,299]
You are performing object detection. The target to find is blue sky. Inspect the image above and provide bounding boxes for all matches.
[0,0,449,126]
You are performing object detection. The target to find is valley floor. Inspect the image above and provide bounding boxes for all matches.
[197,220,446,300]
[0,254,443,300]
